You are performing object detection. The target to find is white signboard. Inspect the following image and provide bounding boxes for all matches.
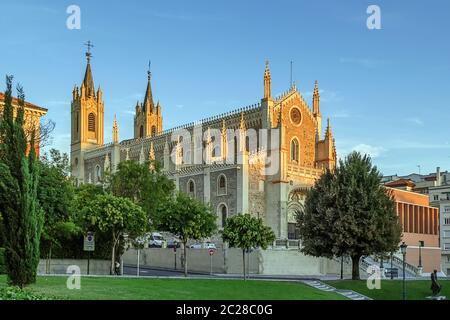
[83,232,95,251]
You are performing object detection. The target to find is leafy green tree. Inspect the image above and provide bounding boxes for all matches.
[109,160,175,224]
[38,149,80,266]
[79,193,148,274]
[0,76,43,287]
[222,214,275,280]
[297,151,402,280]
[156,192,217,277]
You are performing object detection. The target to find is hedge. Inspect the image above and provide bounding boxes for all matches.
[0,248,5,274]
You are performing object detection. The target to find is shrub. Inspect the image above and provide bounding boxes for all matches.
[0,248,5,274]
[0,286,57,300]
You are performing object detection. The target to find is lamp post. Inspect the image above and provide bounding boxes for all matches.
[418,240,424,269]
[400,242,408,300]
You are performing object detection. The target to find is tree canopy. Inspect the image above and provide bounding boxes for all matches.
[0,75,43,287]
[156,192,217,276]
[297,151,402,280]
[78,193,148,274]
[222,213,275,279]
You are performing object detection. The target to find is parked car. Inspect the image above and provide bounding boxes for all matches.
[167,239,181,248]
[189,242,217,249]
[204,242,216,249]
[149,233,166,248]
[189,243,203,249]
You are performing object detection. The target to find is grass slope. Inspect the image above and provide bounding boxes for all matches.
[0,275,345,300]
[326,279,449,300]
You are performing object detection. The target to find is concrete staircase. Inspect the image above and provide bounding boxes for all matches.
[302,280,372,300]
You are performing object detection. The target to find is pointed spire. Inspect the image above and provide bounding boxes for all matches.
[112,114,119,144]
[83,41,95,98]
[264,60,272,100]
[313,80,320,115]
[325,118,332,139]
[221,119,228,161]
[277,104,283,128]
[148,142,155,170]
[149,142,155,161]
[139,144,145,164]
[205,128,213,164]
[143,61,154,113]
[239,113,247,152]
[104,153,111,172]
[239,112,246,131]
[221,119,227,136]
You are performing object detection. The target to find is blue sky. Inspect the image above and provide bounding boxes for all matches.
[1,0,449,176]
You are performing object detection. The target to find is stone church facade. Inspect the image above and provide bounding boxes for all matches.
[70,53,337,241]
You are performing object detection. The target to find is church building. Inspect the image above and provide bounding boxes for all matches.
[70,49,337,241]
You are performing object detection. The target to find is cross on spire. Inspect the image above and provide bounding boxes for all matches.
[84,40,94,63]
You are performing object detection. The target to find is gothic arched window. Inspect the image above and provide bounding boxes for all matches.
[218,174,227,195]
[88,113,96,132]
[187,179,195,198]
[218,204,228,228]
[291,138,299,162]
[95,165,101,183]
[139,125,144,138]
[151,125,156,137]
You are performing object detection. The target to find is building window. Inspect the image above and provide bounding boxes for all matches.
[218,204,228,228]
[290,138,299,162]
[76,113,79,133]
[444,230,450,238]
[218,174,227,195]
[187,179,195,198]
[444,218,450,225]
[434,195,439,201]
[139,125,144,138]
[88,113,96,132]
[444,243,450,251]
[288,223,300,240]
[445,206,450,213]
[151,125,156,137]
[95,165,101,183]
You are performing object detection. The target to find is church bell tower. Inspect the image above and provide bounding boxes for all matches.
[70,41,105,183]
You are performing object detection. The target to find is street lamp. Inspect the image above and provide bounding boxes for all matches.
[418,240,424,269]
[400,242,408,300]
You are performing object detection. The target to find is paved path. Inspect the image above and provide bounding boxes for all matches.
[302,280,372,300]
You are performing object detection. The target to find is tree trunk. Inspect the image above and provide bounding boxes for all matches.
[351,255,361,280]
[111,235,116,275]
[242,249,246,281]
[183,241,188,277]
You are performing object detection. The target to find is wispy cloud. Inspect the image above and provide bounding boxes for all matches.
[330,110,351,119]
[390,140,450,150]
[339,57,388,69]
[405,117,424,126]
[351,144,386,158]
[303,89,343,103]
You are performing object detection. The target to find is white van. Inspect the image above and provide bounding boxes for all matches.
[149,232,166,248]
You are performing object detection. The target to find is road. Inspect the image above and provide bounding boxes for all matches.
[123,265,212,277]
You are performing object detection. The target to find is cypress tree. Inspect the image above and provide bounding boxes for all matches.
[0,75,43,287]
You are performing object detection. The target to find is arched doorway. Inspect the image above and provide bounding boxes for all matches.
[287,187,308,240]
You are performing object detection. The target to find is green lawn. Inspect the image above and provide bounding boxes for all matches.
[326,279,449,300]
[0,275,346,300]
